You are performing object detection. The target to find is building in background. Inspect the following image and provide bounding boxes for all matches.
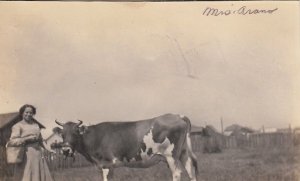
[44,132,63,152]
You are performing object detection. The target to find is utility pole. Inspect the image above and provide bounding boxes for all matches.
[221,117,224,135]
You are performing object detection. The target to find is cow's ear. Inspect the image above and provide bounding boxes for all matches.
[78,126,88,135]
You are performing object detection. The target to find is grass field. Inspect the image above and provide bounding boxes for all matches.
[51,146,300,181]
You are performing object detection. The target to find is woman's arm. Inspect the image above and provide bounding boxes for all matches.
[38,134,55,153]
[8,124,24,146]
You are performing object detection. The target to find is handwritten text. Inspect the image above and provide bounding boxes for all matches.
[203,6,278,16]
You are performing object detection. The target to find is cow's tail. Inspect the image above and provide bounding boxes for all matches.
[180,115,195,156]
[180,115,199,180]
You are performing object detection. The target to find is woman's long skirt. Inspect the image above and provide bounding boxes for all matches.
[13,145,53,181]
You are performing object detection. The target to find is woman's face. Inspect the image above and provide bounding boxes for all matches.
[23,107,34,121]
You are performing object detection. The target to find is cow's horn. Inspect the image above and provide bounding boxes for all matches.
[55,119,64,126]
[77,120,83,127]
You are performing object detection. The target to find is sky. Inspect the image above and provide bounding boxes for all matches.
[0,2,299,137]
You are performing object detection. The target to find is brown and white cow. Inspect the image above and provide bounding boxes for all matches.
[55,113,199,181]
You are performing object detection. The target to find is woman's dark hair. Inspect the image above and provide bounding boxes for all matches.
[19,104,37,116]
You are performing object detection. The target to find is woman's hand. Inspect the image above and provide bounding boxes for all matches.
[27,134,38,140]
[23,134,40,143]
[47,149,56,154]
[8,134,39,146]
[7,138,25,146]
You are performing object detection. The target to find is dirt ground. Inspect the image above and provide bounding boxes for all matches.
[51,146,300,181]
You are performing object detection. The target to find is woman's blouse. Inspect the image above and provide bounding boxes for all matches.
[10,120,41,147]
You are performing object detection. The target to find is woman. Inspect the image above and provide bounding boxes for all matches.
[8,104,54,181]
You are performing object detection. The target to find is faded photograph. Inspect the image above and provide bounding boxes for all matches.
[0,2,299,181]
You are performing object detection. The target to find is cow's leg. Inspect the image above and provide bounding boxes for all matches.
[180,131,199,181]
[102,168,109,181]
[180,149,197,181]
[107,168,114,180]
[166,156,182,181]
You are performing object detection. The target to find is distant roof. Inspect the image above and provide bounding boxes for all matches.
[225,124,255,133]
[206,125,219,132]
[45,132,62,142]
[191,125,204,133]
[224,124,241,132]
[45,133,54,141]
[0,112,19,129]
[0,112,46,129]
[277,128,291,133]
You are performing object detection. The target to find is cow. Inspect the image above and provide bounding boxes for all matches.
[55,113,199,181]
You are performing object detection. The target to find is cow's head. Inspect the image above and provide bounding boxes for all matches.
[55,120,86,157]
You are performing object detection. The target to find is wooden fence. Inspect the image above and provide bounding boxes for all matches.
[44,151,92,171]
[191,133,224,153]
[191,132,297,152]
[247,132,294,148]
